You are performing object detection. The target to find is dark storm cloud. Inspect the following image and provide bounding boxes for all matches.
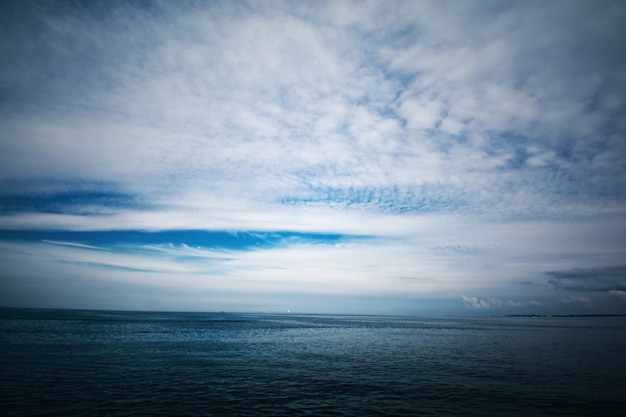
[547,265,626,292]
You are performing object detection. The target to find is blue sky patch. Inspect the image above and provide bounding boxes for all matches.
[0,229,364,251]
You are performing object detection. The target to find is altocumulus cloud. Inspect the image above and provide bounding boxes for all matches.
[1,0,626,315]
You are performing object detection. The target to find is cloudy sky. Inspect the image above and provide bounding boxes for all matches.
[1,0,625,315]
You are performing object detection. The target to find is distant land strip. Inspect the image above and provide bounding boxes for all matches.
[505,314,626,317]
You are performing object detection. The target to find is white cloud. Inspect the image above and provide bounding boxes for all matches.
[461,295,491,309]
[3,0,625,219]
[41,240,108,251]
[461,295,541,310]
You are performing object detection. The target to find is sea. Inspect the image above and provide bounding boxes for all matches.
[1,309,625,416]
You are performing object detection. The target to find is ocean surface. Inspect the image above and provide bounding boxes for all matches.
[1,309,625,416]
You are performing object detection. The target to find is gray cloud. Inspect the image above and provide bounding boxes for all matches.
[547,265,626,292]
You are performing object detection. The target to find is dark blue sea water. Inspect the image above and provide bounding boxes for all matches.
[1,309,625,416]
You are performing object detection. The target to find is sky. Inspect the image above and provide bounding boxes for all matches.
[1,0,625,316]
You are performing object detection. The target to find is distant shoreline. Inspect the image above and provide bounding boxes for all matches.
[505,314,626,318]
